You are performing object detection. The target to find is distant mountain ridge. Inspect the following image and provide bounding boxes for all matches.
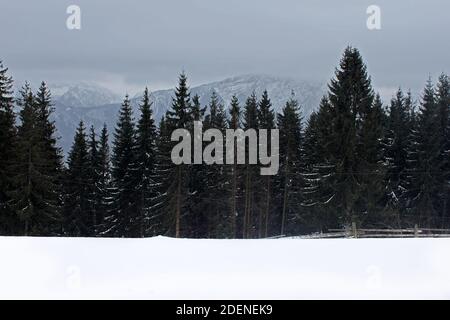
[49,75,326,155]
[50,82,121,108]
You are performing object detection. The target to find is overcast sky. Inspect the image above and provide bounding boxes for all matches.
[0,0,448,97]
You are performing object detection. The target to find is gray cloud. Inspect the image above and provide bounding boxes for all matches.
[1,0,448,96]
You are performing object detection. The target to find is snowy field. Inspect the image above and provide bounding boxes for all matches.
[0,236,450,299]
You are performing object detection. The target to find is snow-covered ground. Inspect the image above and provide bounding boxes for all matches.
[0,236,449,299]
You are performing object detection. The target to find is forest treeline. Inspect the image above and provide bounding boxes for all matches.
[0,47,449,238]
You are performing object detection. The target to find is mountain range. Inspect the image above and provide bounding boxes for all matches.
[48,75,326,155]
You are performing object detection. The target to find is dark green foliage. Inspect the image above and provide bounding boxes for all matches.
[410,80,439,219]
[355,94,387,226]
[0,52,448,237]
[301,97,337,231]
[86,125,112,236]
[275,93,303,235]
[186,94,209,238]
[63,121,90,236]
[0,61,17,234]
[241,92,259,238]
[94,124,113,235]
[135,88,159,237]
[34,82,63,232]
[257,90,276,237]
[164,73,193,237]
[110,95,139,237]
[153,116,174,235]
[226,95,242,238]
[325,46,376,227]
[10,84,61,235]
[166,72,192,129]
[384,89,414,224]
[407,78,448,227]
[436,74,450,224]
[202,92,229,237]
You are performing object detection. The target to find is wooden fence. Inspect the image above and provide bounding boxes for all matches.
[298,223,450,239]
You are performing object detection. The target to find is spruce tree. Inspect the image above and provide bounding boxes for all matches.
[408,79,442,227]
[276,93,303,235]
[436,74,450,226]
[301,111,322,229]
[154,115,173,235]
[188,94,209,237]
[110,95,138,237]
[191,94,206,121]
[356,93,386,226]
[164,73,193,237]
[86,125,101,235]
[326,46,375,227]
[135,88,158,237]
[257,90,276,237]
[0,61,17,234]
[242,92,259,238]
[384,88,413,225]
[95,124,113,235]
[63,121,90,236]
[35,81,63,233]
[227,95,242,238]
[301,97,336,231]
[11,84,60,235]
[203,91,228,237]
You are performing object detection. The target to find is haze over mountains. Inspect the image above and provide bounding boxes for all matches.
[47,74,325,155]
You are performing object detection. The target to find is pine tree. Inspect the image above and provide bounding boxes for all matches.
[95,124,113,235]
[356,93,386,226]
[164,73,193,237]
[0,61,18,234]
[188,94,209,237]
[110,95,138,237]
[191,94,206,121]
[301,96,336,231]
[11,84,60,235]
[301,111,321,229]
[276,93,303,235]
[436,74,450,226]
[227,95,242,238]
[34,81,63,233]
[154,116,173,235]
[326,46,375,227]
[408,79,442,227]
[203,91,228,237]
[166,72,192,129]
[384,88,413,225]
[257,90,276,237]
[86,125,101,235]
[242,92,259,238]
[404,90,418,220]
[135,88,158,237]
[63,121,90,236]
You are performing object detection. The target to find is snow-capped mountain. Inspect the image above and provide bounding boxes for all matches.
[51,75,326,156]
[51,82,120,108]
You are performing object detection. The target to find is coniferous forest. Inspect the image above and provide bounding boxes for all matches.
[0,47,449,238]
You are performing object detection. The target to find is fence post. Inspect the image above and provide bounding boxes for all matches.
[414,224,419,237]
[352,222,357,238]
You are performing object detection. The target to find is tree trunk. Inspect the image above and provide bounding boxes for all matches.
[231,163,237,238]
[264,176,271,238]
[281,159,290,236]
[243,166,249,238]
[247,171,253,239]
[175,166,181,238]
[140,191,144,238]
[25,148,32,236]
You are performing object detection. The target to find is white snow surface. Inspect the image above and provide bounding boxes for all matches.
[0,236,449,300]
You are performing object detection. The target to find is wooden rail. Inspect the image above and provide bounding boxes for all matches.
[299,224,450,239]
